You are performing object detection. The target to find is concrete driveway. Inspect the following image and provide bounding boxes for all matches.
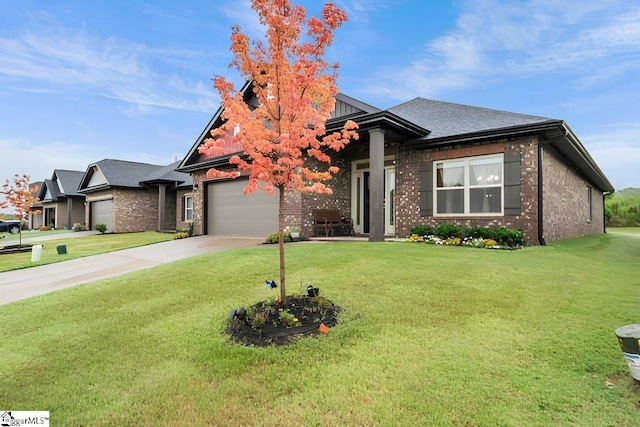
[0,235,263,306]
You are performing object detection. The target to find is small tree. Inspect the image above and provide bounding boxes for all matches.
[0,174,40,246]
[200,0,358,303]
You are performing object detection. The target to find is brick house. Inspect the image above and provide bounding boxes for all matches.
[35,170,85,230]
[77,159,192,233]
[178,86,614,245]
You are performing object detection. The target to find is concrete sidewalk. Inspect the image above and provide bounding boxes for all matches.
[0,230,101,247]
[0,235,263,306]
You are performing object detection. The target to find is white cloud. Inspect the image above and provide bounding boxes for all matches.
[338,0,399,23]
[582,125,640,169]
[0,22,214,113]
[366,0,640,99]
[0,138,178,183]
[1,139,105,183]
[218,0,263,38]
[0,138,181,213]
[579,124,640,189]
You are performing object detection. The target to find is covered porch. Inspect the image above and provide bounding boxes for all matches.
[325,111,428,241]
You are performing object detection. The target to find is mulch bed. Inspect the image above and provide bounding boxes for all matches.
[226,295,341,347]
[0,244,33,255]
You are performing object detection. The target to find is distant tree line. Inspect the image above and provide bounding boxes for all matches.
[605,188,640,227]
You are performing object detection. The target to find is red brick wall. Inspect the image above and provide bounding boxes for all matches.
[191,170,207,236]
[113,188,159,233]
[175,188,194,232]
[541,146,605,242]
[395,136,540,245]
[300,155,351,237]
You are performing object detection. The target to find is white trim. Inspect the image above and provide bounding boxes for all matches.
[434,154,505,216]
[184,195,194,222]
[350,157,396,234]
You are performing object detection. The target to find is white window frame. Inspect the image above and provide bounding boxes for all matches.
[434,154,505,216]
[184,195,194,222]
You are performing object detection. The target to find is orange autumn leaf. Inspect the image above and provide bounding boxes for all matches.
[198,0,357,303]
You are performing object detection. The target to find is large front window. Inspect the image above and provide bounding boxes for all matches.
[435,154,503,215]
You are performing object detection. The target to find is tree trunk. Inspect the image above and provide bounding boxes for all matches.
[278,185,286,304]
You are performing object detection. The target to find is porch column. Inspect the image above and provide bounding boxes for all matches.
[157,184,166,231]
[67,198,73,230]
[369,128,385,242]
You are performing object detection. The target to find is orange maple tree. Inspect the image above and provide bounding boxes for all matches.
[0,174,40,245]
[199,0,358,303]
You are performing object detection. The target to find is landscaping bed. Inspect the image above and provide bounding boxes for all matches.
[0,244,33,255]
[226,294,340,346]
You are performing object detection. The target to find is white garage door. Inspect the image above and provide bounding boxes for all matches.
[90,199,114,232]
[206,179,279,237]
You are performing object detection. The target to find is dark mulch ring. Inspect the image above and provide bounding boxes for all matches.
[226,295,341,347]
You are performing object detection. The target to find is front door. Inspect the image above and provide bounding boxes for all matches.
[351,159,396,235]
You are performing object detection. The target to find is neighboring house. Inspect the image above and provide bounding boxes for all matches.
[36,170,85,230]
[178,86,614,245]
[77,159,192,233]
[28,180,44,229]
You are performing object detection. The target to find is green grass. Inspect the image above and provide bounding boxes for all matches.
[1,230,639,425]
[0,232,175,272]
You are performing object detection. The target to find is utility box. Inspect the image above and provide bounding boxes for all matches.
[56,244,67,255]
[31,244,43,262]
[615,324,640,381]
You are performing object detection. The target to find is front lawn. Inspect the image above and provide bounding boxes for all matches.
[0,232,175,272]
[1,230,639,425]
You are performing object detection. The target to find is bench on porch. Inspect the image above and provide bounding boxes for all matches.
[311,209,354,237]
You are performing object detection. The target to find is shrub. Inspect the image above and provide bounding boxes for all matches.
[410,225,433,236]
[265,231,292,244]
[434,223,462,239]
[464,226,493,240]
[187,222,194,237]
[174,232,189,239]
[493,227,523,247]
[95,223,107,234]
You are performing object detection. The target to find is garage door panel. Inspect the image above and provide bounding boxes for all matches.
[207,180,278,237]
[90,200,114,232]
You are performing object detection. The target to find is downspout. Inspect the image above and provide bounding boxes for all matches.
[603,193,608,234]
[537,143,546,246]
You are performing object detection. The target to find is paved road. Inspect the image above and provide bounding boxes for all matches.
[0,235,263,306]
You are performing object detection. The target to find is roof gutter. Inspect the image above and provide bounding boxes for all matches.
[326,111,430,138]
[405,120,563,149]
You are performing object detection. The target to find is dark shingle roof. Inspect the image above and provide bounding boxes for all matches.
[139,160,192,187]
[53,170,84,196]
[92,159,164,188]
[42,179,60,201]
[388,98,553,140]
[79,159,192,191]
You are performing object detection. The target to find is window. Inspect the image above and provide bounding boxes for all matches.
[184,196,193,221]
[435,154,503,215]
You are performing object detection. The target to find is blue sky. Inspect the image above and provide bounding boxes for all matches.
[1,0,639,194]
